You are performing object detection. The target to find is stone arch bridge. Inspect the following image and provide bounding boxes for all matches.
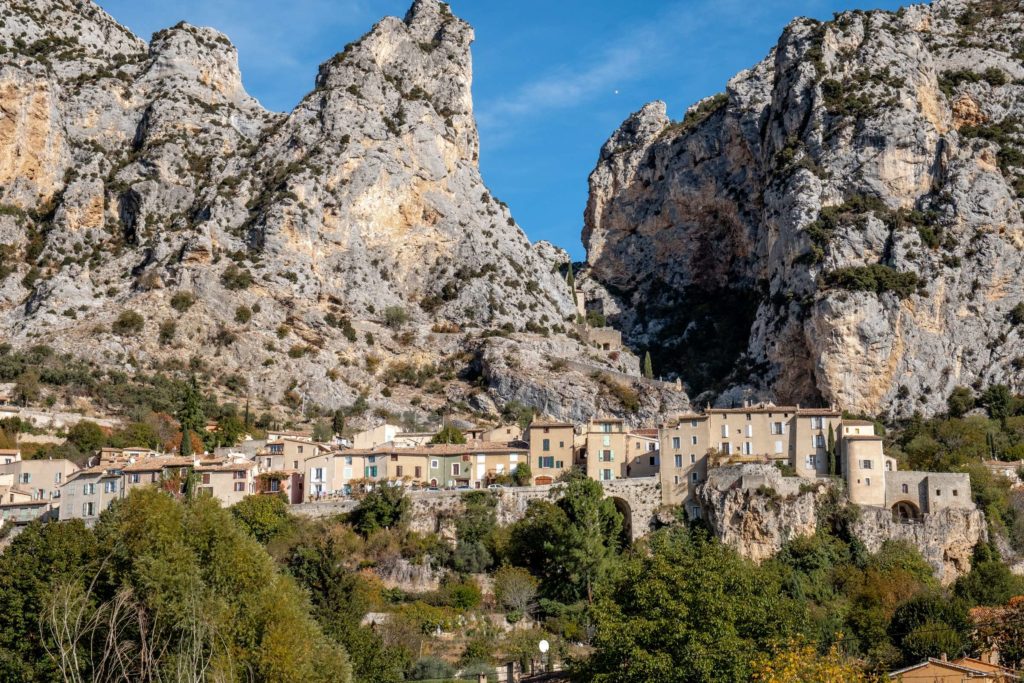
[291,476,664,542]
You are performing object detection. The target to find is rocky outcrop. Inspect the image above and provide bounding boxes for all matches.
[854,506,987,585]
[0,0,662,421]
[698,464,987,583]
[584,0,1024,417]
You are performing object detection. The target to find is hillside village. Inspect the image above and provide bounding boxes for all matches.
[0,403,991,532]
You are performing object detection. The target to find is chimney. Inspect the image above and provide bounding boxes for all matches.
[940,653,947,662]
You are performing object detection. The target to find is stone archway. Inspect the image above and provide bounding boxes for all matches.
[610,497,633,548]
[892,500,921,522]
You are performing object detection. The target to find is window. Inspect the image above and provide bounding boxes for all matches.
[539,457,555,469]
[648,456,656,466]
[674,455,682,468]
[264,458,272,468]
[367,466,378,478]
[742,442,752,455]
[452,463,461,476]
[691,435,698,445]
[600,469,613,480]
[297,446,303,454]
[104,480,117,493]
[313,468,325,482]
[745,424,753,437]
[602,423,612,433]
[690,454,696,464]
[390,454,398,462]
[128,473,140,484]
[865,477,871,486]
[745,413,751,421]
[691,472,698,483]
[83,502,95,517]
[953,489,958,497]
[345,456,353,465]
[555,460,564,468]
[805,455,816,468]
[82,483,95,495]
[935,489,941,496]
[901,484,909,494]
[721,424,729,438]
[415,466,422,478]
[860,460,873,470]
[234,471,246,479]
[54,472,62,484]
[395,466,404,477]
[269,479,281,492]
[234,482,245,492]
[202,473,211,485]
[720,443,732,455]
[774,440,783,454]
[672,437,681,449]
[811,417,823,429]
[602,435,611,447]
[293,461,299,469]
[814,434,825,448]
[19,473,30,484]
[542,439,550,452]
[771,422,784,435]
[674,475,681,484]
[600,450,613,462]
[690,419,698,428]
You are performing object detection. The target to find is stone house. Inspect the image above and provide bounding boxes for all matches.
[888,655,1018,681]
[0,449,20,465]
[526,418,575,485]
[581,418,628,482]
[0,458,78,518]
[624,429,660,478]
[60,465,123,521]
[351,423,401,450]
[195,459,258,506]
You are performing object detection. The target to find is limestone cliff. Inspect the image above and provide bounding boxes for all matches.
[698,465,987,583]
[0,0,686,421]
[584,0,1024,417]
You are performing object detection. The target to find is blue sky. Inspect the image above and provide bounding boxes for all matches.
[95,0,908,260]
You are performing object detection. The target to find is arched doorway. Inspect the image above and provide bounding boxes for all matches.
[610,497,633,548]
[892,500,921,522]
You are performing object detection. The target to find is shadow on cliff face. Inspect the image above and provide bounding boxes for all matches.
[630,284,762,397]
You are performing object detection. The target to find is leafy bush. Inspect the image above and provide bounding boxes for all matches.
[169,290,195,312]
[221,264,253,290]
[383,306,410,329]
[111,310,144,335]
[234,305,252,324]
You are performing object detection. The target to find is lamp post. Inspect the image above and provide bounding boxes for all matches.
[538,639,549,673]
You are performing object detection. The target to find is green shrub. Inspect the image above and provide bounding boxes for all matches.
[158,319,176,345]
[221,264,253,290]
[170,291,195,312]
[111,310,144,335]
[383,306,410,329]
[824,264,919,298]
[234,306,252,324]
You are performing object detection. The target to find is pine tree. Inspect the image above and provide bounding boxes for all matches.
[643,351,654,379]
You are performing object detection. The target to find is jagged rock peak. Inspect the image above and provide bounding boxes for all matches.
[600,100,669,159]
[145,23,252,105]
[404,0,468,43]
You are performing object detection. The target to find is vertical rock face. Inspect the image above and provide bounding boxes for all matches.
[584,0,1024,417]
[698,465,987,583]
[0,0,668,418]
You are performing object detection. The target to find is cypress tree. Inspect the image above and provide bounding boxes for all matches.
[643,351,654,379]
[176,375,205,456]
[827,423,837,476]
